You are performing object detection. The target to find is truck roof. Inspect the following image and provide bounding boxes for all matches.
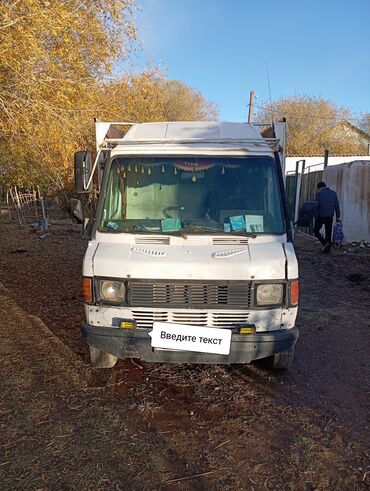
[123,121,264,142]
[95,120,282,157]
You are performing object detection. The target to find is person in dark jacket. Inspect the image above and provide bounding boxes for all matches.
[313,181,340,252]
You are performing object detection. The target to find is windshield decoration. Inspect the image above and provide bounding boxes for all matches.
[229,215,246,232]
[174,159,214,171]
[99,157,284,235]
[245,215,264,233]
[161,218,182,232]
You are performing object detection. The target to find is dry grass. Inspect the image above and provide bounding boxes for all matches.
[0,222,369,490]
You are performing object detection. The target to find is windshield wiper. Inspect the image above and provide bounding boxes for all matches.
[182,225,222,233]
[181,225,257,238]
[221,231,257,238]
[103,226,257,239]
[124,229,190,238]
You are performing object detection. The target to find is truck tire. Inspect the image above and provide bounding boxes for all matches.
[258,347,295,370]
[89,346,118,368]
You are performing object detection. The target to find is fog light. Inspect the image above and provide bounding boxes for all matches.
[239,326,256,335]
[119,320,135,329]
[239,324,256,334]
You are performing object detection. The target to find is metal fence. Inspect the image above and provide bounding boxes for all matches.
[9,187,47,227]
[286,159,325,236]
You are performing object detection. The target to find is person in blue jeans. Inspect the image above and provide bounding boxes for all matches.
[313,181,341,253]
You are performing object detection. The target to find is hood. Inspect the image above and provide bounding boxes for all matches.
[92,240,287,280]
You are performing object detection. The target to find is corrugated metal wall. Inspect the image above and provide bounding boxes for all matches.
[323,161,370,242]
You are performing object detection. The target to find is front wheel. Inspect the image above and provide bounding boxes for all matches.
[89,346,118,368]
[258,347,295,370]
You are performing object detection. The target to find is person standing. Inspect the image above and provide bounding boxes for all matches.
[313,181,340,253]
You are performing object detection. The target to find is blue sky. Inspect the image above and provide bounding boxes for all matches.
[129,0,370,123]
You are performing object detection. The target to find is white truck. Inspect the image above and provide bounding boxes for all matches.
[72,121,299,369]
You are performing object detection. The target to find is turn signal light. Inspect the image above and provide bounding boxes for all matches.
[290,280,299,306]
[82,277,93,303]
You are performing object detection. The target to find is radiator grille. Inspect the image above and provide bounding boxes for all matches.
[131,309,250,329]
[172,311,209,326]
[212,312,250,327]
[130,281,252,308]
[131,310,168,329]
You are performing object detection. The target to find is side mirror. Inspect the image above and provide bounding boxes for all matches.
[70,198,84,224]
[74,151,92,193]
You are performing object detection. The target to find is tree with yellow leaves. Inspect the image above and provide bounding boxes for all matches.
[0,0,137,189]
[95,71,218,124]
[256,96,366,156]
[0,1,217,193]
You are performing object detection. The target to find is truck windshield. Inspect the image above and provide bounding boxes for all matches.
[99,157,285,234]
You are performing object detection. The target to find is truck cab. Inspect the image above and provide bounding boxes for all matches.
[75,121,299,369]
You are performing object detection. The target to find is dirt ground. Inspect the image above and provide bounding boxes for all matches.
[0,221,369,491]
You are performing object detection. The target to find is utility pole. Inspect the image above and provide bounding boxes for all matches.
[248,90,255,123]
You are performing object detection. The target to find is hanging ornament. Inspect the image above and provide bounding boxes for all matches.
[123,171,126,178]
[128,163,132,171]
[192,175,197,182]
[161,164,165,173]
[134,164,138,173]
[141,165,145,174]
[148,166,152,175]
[221,166,225,175]
[174,167,178,175]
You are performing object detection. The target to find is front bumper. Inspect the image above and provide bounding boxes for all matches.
[81,324,299,364]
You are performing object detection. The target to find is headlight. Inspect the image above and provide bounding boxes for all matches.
[256,284,283,305]
[100,280,126,302]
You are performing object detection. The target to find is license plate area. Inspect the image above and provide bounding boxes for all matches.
[149,322,232,355]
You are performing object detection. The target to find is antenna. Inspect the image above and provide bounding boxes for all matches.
[266,62,274,122]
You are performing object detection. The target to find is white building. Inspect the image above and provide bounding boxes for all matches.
[286,155,370,175]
